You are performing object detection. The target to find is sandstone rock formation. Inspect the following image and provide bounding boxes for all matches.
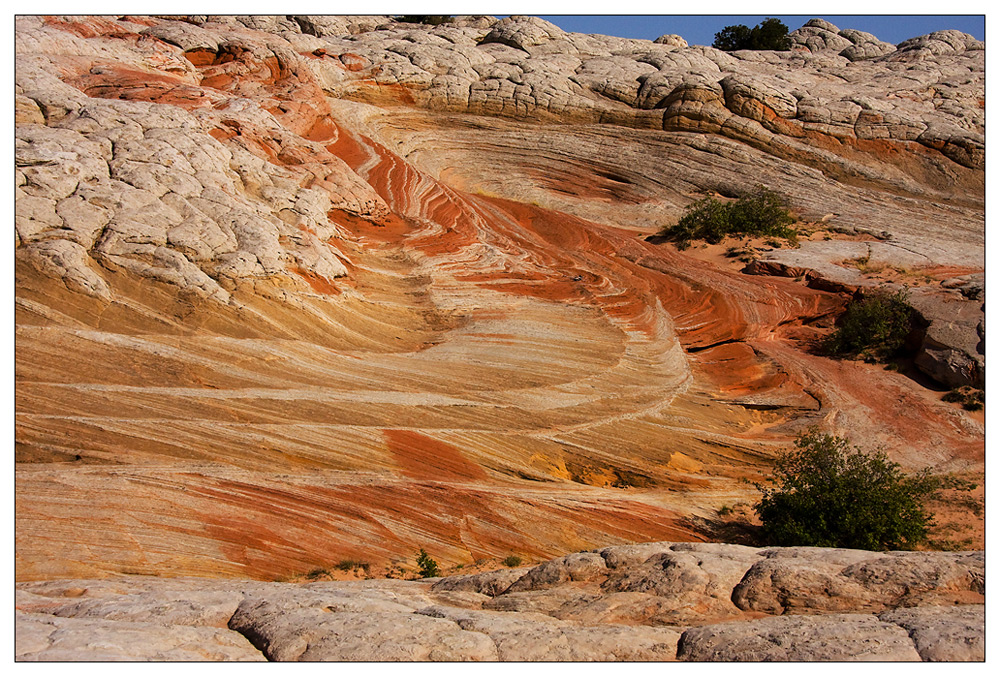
[15,543,985,661]
[15,14,983,591]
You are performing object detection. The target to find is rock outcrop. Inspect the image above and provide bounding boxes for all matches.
[745,243,985,389]
[15,543,985,661]
[15,15,983,589]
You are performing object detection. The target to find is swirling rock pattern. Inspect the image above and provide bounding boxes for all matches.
[15,15,983,581]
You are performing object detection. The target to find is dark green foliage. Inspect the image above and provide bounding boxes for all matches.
[943,386,985,411]
[662,187,796,246]
[671,195,731,245]
[752,18,793,51]
[714,18,791,51]
[502,555,523,567]
[416,548,440,578]
[824,289,915,362]
[755,431,937,551]
[395,16,454,25]
[713,24,752,51]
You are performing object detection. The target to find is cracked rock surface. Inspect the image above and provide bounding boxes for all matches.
[15,543,984,661]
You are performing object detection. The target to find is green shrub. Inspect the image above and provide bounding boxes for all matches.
[416,548,440,578]
[395,15,453,25]
[755,431,936,551]
[713,24,752,51]
[824,289,915,362]
[662,187,796,246]
[943,387,985,411]
[502,555,523,567]
[714,18,791,51]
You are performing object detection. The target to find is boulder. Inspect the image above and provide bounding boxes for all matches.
[505,551,608,592]
[677,613,921,661]
[430,567,531,597]
[879,605,985,661]
[480,16,567,53]
[16,610,266,661]
[228,591,497,661]
[908,288,985,389]
[732,549,984,614]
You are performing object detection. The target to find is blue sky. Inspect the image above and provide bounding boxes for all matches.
[535,16,985,47]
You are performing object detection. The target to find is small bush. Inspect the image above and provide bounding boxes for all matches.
[395,15,453,25]
[502,555,523,567]
[334,559,370,573]
[943,387,985,411]
[662,187,796,246]
[714,18,791,51]
[755,431,937,550]
[416,548,440,578]
[824,289,915,362]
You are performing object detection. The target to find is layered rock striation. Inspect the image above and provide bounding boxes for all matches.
[16,543,985,661]
[15,15,984,583]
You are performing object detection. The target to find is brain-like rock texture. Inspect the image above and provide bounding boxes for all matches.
[15,543,985,661]
[14,12,983,605]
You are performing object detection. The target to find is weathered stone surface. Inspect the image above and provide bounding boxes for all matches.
[49,590,242,627]
[909,288,985,388]
[228,590,498,661]
[288,15,389,38]
[894,30,983,59]
[506,551,608,592]
[481,16,567,53]
[676,613,922,661]
[596,544,763,624]
[838,29,896,61]
[732,549,985,614]
[430,567,531,597]
[14,544,985,661]
[418,605,682,661]
[14,17,389,311]
[483,587,599,616]
[16,610,266,661]
[879,605,985,661]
